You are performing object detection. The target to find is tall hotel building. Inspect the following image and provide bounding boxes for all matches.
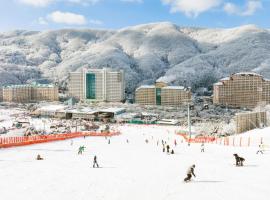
[135,81,191,106]
[68,68,125,102]
[213,72,270,108]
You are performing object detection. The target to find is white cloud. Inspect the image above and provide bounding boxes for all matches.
[89,19,103,25]
[38,17,48,25]
[224,0,262,16]
[223,2,238,15]
[47,11,87,25]
[19,0,54,7]
[161,0,222,17]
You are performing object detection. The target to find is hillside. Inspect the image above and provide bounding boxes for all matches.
[0,22,270,94]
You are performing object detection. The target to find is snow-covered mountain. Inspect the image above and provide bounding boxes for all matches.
[0,22,270,93]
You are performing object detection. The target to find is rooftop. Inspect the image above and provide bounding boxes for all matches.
[233,72,262,77]
[3,83,57,89]
[163,86,185,90]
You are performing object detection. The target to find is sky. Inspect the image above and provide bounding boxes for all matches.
[0,0,269,31]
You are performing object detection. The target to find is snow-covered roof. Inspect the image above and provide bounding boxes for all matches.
[163,86,185,90]
[136,85,155,90]
[233,72,262,77]
[39,104,67,112]
[141,112,159,117]
[214,82,223,86]
[66,108,97,114]
[99,108,126,114]
[220,77,230,81]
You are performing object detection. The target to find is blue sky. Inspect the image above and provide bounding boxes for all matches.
[0,0,269,31]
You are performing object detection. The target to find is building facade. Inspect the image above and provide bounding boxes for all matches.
[135,82,191,106]
[0,87,3,102]
[213,72,270,108]
[1,84,58,103]
[68,68,125,102]
[236,111,267,133]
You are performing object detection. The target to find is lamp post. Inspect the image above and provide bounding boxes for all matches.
[188,103,191,146]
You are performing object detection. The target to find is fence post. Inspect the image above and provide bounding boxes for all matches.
[240,137,242,147]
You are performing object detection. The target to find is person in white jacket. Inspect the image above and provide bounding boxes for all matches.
[256,142,264,154]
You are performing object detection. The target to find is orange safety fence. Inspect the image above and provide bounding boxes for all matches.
[177,133,216,143]
[0,131,121,148]
[176,132,266,147]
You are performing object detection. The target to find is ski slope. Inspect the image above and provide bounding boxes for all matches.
[0,125,269,200]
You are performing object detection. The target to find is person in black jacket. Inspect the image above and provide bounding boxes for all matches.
[184,164,196,182]
[93,155,99,168]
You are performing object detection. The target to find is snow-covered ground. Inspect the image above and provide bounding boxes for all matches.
[0,124,269,200]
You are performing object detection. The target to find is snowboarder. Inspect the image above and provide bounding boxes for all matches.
[184,164,196,182]
[78,146,86,155]
[233,154,245,166]
[256,142,264,154]
[36,154,43,160]
[93,155,99,168]
[201,143,205,152]
[166,145,170,153]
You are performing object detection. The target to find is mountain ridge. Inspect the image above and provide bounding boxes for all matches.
[0,22,270,94]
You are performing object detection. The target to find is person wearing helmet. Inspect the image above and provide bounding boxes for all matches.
[184,164,196,182]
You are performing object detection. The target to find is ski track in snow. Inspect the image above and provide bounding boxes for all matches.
[0,125,270,200]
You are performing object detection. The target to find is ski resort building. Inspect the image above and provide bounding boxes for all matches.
[1,83,58,103]
[68,68,125,102]
[236,111,267,133]
[135,81,191,106]
[213,72,270,108]
[0,87,2,102]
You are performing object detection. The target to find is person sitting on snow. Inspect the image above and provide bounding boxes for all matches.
[184,164,196,182]
[36,154,44,160]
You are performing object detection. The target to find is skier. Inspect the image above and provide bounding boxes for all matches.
[201,143,205,152]
[162,144,165,152]
[78,146,86,155]
[184,164,196,182]
[166,144,170,153]
[256,142,264,154]
[171,149,174,154]
[174,139,177,146]
[93,155,99,168]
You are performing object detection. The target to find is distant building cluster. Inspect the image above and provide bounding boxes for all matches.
[0,83,58,103]
[68,68,125,102]
[135,81,191,106]
[2,67,270,111]
[213,72,270,108]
